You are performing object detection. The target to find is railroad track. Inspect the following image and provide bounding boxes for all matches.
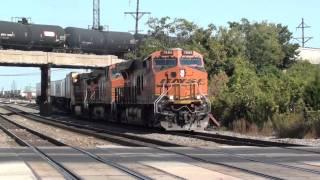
[3,105,182,147]
[0,114,79,179]
[11,102,304,147]
[0,115,63,147]
[0,111,151,180]
[170,131,304,147]
[24,103,39,109]
[6,105,318,179]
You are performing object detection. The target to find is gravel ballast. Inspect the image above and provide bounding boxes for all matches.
[201,129,320,147]
[6,103,320,147]
[4,104,221,147]
[0,129,19,147]
[0,108,115,148]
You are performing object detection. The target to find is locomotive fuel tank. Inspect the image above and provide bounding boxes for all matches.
[0,20,65,51]
[64,27,135,56]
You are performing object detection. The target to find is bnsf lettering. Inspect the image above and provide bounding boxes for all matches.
[160,79,204,84]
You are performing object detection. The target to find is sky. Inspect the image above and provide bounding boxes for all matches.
[0,0,318,90]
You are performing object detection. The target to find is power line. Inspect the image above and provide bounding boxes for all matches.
[294,18,313,48]
[124,0,151,36]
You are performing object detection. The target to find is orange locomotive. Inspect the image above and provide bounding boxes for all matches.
[38,48,211,130]
[111,48,211,130]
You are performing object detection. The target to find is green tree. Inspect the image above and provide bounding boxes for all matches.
[246,22,285,68]
[227,19,299,69]
[304,71,320,110]
[212,58,268,126]
[275,24,300,68]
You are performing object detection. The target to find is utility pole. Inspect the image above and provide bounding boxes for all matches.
[124,0,151,36]
[11,80,16,99]
[295,18,313,48]
[93,0,101,30]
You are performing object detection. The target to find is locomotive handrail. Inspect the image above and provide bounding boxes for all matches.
[171,84,210,114]
[197,83,211,114]
[83,88,88,109]
[154,82,173,113]
[154,82,211,114]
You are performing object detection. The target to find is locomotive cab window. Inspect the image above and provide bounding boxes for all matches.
[154,58,177,70]
[144,57,152,71]
[143,61,147,68]
[111,69,122,79]
[180,57,203,66]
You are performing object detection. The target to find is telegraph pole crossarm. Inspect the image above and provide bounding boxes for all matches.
[294,18,313,48]
[124,0,151,35]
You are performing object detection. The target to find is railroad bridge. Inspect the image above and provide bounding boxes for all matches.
[0,50,124,115]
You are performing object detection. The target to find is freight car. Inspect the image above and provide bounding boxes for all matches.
[0,18,135,56]
[36,49,211,130]
[0,18,65,51]
[65,27,135,56]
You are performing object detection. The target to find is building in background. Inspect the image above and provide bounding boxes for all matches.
[298,48,320,64]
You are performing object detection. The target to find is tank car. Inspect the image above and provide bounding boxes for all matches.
[64,27,136,56]
[0,18,65,51]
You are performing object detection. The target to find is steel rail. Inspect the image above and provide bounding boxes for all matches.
[0,115,80,180]
[1,106,151,180]
[3,105,286,180]
[170,131,303,147]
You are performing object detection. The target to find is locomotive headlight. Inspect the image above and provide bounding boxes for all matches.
[169,95,174,100]
[180,69,185,78]
[196,95,201,100]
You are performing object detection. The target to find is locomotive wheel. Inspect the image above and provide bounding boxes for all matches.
[104,105,110,121]
[72,49,83,54]
[144,106,155,127]
[121,110,128,124]
[69,102,73,113]
[115,105,123,123]
[153,114,162,128]
[88,105,93,120]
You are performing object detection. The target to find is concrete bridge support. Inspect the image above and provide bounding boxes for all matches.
[39,65,51,116]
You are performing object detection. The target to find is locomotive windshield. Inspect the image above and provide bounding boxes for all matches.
[180,57,203,66]
[154,58,177,70]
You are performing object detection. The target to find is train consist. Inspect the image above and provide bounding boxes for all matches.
[36,49,211,130]
[0,18,135,56]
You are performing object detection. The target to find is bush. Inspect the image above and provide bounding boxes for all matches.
[231,118,259,135]
[273,113,306,138]
[304,72,320,110]
[305,110,320,137]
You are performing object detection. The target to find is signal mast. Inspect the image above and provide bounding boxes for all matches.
[92,0,102,30]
